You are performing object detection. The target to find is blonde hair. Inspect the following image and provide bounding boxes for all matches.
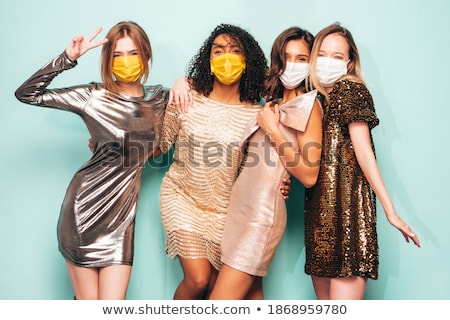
[101,21,152,93]
[307,23,365,101]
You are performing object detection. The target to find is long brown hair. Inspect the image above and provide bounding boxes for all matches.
[101,21,152,93]
[264,26,314,101]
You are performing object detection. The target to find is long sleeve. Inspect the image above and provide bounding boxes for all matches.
[159,102,181,154]
[14,51,91,114]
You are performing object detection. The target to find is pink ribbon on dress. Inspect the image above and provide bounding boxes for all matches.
[240,90,318,144]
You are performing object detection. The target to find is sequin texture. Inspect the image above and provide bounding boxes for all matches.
[304,80,380,279]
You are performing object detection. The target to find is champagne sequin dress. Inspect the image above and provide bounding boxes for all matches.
[159,91,261,270]
[304,80,380,279]
[221,90,318,277]
[15,52,168,268]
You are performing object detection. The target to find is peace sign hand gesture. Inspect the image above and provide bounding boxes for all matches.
[65,27,108,62]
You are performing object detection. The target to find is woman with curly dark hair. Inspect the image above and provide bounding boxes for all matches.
[159,24,289,300]
[185,24,267,103]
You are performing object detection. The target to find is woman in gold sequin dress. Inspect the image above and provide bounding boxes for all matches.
[209,27,323,300]
[304,23,421,300]
[159,24,290,300]
[15,22,169,299]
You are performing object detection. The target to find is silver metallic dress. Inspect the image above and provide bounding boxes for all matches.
[221,91,317,277]
[15,52,168,268]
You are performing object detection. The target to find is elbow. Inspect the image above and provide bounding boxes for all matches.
[291,173,318,189]
[14,87,32,105]
[299,168,320,189]
[303,175,318,189]
[158,143,169,155]
[14,88,25,103]
[14,83,41,105]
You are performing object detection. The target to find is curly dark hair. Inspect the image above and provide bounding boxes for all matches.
[187,23,268,103]
[264,26,314,102]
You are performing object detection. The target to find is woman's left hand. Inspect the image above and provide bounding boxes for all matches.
[388,214,421,247]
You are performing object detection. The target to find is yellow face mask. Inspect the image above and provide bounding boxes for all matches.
[112,55,144,83]
[210,53,246,85]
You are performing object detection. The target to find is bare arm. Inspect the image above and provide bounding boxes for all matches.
[257,101,323,188]
[168,76,192,114]
[349,122,421,247]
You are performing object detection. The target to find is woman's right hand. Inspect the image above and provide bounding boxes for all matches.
[257,102,281,137]
[88,138,95,153]
[65,27,108,62]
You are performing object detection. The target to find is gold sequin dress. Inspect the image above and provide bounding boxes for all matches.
[221,91,317,277]
[15,52,168,268]
[159,91,261,270]
[304,80,380,279]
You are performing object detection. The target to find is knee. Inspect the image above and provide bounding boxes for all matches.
[185,274,209,291]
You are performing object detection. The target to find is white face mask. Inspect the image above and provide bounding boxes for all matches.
[315,56,349,87]
[279,62,310,89]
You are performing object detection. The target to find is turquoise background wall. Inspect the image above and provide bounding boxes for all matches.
[1,0,448,300]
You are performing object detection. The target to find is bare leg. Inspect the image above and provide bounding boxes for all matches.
[204,267,219,299]
[65,260,99,300]
[312,276,367,300]
[98,265,132,300]
[209,264,255,300]
[174,257,213,300]
[311,276,330,300]
[329,276,366,300]
[245,276,263,300]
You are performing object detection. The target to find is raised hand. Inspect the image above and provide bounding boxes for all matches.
[65,27,108,62]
